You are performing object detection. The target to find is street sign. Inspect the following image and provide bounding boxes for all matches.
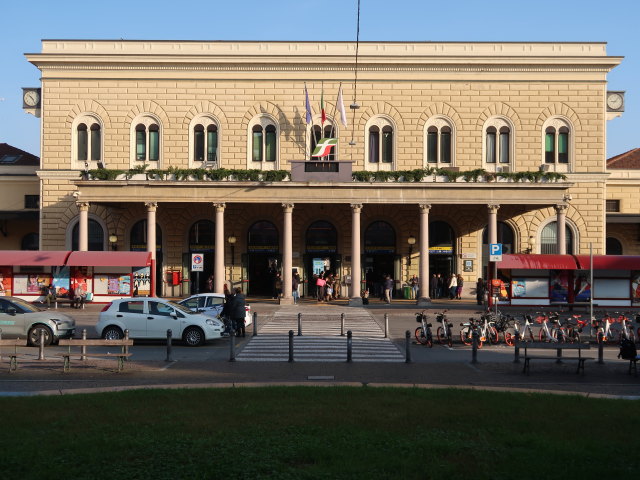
[489,243,503,262]
[191,253,204,272]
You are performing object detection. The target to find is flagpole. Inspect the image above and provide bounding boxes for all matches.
[328,84,341,159]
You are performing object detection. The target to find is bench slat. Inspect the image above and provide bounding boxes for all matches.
[58,339,133,346]
[520,342,590,350]
[0,339,28,346]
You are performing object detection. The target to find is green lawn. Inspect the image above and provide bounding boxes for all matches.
[1,387,638,479]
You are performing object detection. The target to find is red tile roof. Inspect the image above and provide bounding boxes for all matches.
[0,143,39,166]
[607,148,640,169]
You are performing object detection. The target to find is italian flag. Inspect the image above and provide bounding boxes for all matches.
[320,89,326,124]
[312,138,337,157]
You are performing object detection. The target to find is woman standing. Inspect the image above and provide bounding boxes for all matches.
[456,274,464,299]
[448,274,457,300]
[476,278,485,305]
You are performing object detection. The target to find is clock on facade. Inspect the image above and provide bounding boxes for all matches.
[22,88,41,108]
[606,91,624,111]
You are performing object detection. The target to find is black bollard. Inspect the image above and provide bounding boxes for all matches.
[384,314,389,339]
[252,312,258,337]
[405,330,412,363]
[38,329,45,360]
[347,330,353,362]
[288,330,294,362]
[341,313,345,336]
[81,329,87,361]
[297,313,302,336]
[471,329,479,364]
[598,331,604,364]
[513,332,520,363]
[165,329,173,362]
[229,325,236,362]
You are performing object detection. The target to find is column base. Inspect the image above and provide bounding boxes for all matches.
[348,297,363,307]
[279,297,295,305]
[416,296,431,307]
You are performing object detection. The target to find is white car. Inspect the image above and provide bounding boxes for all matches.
[0,297,75,346]
[96,298,224,346]
[178,293,252,327]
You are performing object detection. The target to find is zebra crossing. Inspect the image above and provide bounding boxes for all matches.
[236,307,405,362]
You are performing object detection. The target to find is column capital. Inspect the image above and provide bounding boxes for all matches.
[213,202,226,211]
[350,203,363,212]
[419,204,432,212]
[145,202,158,212]
[487,204,500,213]
[554,204,569,213]
[76,202,90,211]
[281,203,294,212]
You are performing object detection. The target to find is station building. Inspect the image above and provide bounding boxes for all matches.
[21,40,632,304]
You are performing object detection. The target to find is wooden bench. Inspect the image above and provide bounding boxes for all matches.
[54,298,86,309]
[0,339,28,372]
[57,339,133,372]
[516,341,592,375]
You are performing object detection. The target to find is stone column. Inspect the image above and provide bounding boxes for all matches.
[145,202,158,261]
[214,203,225,293]
[487,204,500,246]
[555,204,568,255]
[76,202,90,251]
[280,203,294,305]
[349,204,363,306]
[417,204,431,306]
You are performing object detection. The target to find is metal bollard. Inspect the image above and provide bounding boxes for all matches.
[341,313,345,336]
[297,313,302,336]
[471,329,479,364]
[252,312,258,337]
[384,313,389,339]
[513,333,520,363]
[405,330,412,363]
[229,325,236,362]
[598,331,604,364]
[288,330,294,362]
[38,329,45,360]
[165,329,173,362]
[81,329,87,361]
[556,346,563,364]
[347,330,353,362]
[124,330,130,360]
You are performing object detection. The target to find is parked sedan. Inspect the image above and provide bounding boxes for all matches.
[178,293,252,326]
[0,297,75,346]
[96,298,225,346]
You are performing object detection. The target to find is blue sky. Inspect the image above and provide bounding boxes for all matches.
[1,0,637,158]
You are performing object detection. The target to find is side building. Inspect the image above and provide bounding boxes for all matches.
[24,40,625,303]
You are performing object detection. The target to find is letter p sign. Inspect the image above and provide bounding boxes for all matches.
[489,243,503,262]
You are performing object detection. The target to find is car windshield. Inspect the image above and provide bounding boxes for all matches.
[10,298,39,313]
[168,301,196,315]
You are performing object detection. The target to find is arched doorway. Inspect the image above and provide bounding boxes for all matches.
[540,221,574,254]
[305,221,340,298]
[187,220,214,294]
[364,221,396,299]
[130,220,163,296]
[247,221,279,296]
[482,221,515,278]
[430,221,455,280]
[606,237,623,255]
[72,219,104,251]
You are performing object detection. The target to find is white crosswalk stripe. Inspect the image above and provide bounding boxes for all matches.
[236,308,405,362]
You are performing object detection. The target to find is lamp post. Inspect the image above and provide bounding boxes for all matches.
[527,235,536,254]
[108,234,118,251]
[407,235,416,266]
[228,234,236,266]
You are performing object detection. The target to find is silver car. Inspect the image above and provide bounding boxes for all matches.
[96,298,224,346]
[0,297,75,346]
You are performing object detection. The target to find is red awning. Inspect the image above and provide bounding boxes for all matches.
[498,254,578,270]
[0,250,70,266]
[574,255,640,270]
[66,251,152,267]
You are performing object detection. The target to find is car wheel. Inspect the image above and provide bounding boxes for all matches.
[28,325,53,346]
[102,326,124,340]
[183,326,205,347]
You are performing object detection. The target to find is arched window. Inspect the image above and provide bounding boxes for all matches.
[249,116,278,167]
[72,114,103,167]
[21,233,39,251]
[191,116,219,167]
[482,222,515,254]
[366,117,394,169]
[132,115,161,165]
[364,221,396,253]
[72,219,105,251]
[306,221,338,252]
[248,221,279,250]
[129,220,162,252]
[425,117,454,166]
[606,237,623,255]
[484,117,513,170]
[189,220,215,252]
[540,221,574,254]
[309,122,336,160]
[543,117,572,171]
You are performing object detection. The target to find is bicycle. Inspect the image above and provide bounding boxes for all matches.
[617,312,635,343]
[434,310,453,347]
[492,312,514,345]
[504,314,535,346]
[593,312,621,344]
[460,317,482,347]
[536,312,562,343]
[461,313,498,347]
[414,311,433,347]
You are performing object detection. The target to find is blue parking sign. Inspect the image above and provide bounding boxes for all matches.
[489,243,502,261]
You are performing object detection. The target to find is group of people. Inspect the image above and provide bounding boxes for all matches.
[429,273,465,300]
[313,272,340,302]
[221,285,247,337]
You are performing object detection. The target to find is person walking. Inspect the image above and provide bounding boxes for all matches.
[456,274,464,300]
[316,273,326,302]
[410,274,419,299]
[292,271,300,305]
[476,278,486,305]
[383,274,394,304]
[448,274,457,300]
[437,273,444,299]
[230,287,247,337]
[429,274,438,299]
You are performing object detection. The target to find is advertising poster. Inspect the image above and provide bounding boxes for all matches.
[107,275,131,295]
[14,274,51,295]
[573,271,591,302]
[549,270,569,302]
[71,267,92,295]
[511,279,526,298]
[0,267,12,296]
[133,267,151,296]
[633,271,640,304]
[52,266,70,296]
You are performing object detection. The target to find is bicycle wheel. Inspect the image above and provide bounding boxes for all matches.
[489,326,499,345]
[504,332,515,347]
[539,329,547,342]
[527,328,535,342]
[437,326,446,345]
[460,326,472,346]
[415,327,428,345]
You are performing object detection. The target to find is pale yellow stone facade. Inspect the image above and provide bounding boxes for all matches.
[25,40,627,298]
